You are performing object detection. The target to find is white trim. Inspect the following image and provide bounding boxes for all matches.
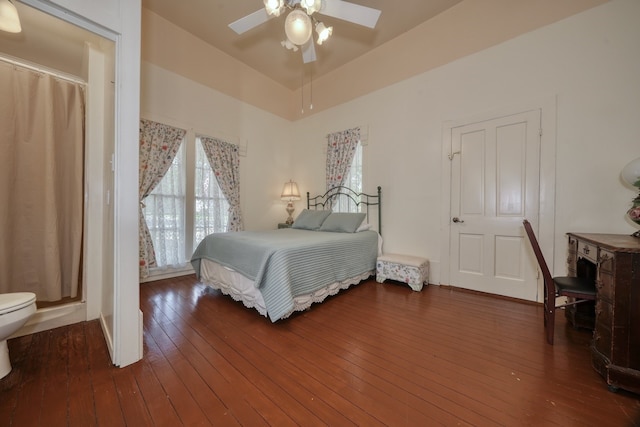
[11,302,87,339]
[19,0,116,40]
[439,119,453,286]
[140,266,195,283]
[100,311,114,358]
[112,1,143,367]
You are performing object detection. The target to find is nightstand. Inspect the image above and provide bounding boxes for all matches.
[278,223,292,229]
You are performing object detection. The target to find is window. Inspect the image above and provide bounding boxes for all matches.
[333,142,363,213]
[194,138,230,244]
[143,135,230,272]
[143,142,187,268]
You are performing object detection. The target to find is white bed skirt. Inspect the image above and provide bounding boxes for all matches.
[199,258,373,320]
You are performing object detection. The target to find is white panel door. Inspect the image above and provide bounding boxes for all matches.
[449,110,541,300]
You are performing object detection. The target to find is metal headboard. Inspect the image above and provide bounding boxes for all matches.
[307,186,382,236]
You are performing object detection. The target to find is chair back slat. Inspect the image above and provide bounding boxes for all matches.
[522,219,555,291]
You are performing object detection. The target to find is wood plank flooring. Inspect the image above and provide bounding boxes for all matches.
[1,274,639,426]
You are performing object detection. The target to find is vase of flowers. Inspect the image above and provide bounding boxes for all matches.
[622,157,640,234]
[627,205,640,225]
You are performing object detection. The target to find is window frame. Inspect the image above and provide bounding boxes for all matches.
[332,141,363,213]
[141,125,234,281]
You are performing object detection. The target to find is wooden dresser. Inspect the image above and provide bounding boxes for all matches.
[567,233,640,394]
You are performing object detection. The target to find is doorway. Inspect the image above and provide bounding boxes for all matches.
[0,2,115,334]
[441,100,557,302]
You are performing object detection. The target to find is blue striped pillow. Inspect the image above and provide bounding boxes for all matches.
[291,209,332,230]
[318,213,366,233]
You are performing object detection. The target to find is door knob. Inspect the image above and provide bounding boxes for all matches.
[452,217,464,223]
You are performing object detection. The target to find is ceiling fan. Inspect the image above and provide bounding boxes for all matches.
[229,0,382,64]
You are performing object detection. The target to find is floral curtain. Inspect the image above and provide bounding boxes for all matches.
[199,136,244,231]
[326,126,361,207]
[139,119,186,278]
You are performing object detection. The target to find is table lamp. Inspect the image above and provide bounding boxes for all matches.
[281,180,300,225]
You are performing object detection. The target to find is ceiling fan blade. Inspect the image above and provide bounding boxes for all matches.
[321,0,381,29]
[229,8,272,34]
[302,39,317,63]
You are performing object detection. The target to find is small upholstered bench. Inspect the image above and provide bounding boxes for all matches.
[376,253,429,292]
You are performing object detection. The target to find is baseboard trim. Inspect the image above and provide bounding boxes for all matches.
[438,284,541,306]
[99,312,115,364]
[10,301,87,339]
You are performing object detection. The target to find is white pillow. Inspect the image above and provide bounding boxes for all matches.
[356,222,371,232]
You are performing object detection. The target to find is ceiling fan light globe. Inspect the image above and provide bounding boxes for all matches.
[285,9,312,45]
[301,0,323,15]
[264,0,284,16]
[316,21,332,45]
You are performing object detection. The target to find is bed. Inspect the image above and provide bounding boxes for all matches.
[190,186,382,321]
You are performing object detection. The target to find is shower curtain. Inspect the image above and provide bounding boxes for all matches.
[0,61,85,301]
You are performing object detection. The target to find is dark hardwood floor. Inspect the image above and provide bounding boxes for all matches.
[1,275,639,426]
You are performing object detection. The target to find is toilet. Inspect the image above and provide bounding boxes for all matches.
[0,292,37,379]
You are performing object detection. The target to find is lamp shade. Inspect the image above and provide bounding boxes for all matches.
[285,9,312,46]
[0,0,21,33]
[301,0,323,15]
[263,0,284,16]
[621,157,640,188]
[281,180,301,201]
[316,21,332,45]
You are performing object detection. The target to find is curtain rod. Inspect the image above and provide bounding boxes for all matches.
[326,124,368,138]
[0,54,86,86]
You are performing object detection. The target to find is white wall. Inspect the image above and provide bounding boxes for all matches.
[140,63,294,231]
[138,0,639,288]
[290,0,640,284]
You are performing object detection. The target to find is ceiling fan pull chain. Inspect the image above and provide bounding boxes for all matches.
[309,69,313,110]
[301,68,304,114]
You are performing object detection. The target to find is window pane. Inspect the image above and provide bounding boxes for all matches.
[334,143,362,213]
[143,142,187,268]
[194,139,230,246]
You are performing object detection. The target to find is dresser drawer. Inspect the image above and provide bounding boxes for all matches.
[596,250,615,302]
[577,241,598,263]
[598,249,615,274]
[567,257,577,276]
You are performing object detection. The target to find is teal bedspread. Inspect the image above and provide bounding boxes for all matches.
[191,229,378,321]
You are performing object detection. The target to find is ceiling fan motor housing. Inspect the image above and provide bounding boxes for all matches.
[284,9,312,45]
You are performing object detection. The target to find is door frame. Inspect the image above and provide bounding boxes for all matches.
[439,96,557,302]
[23,0,143,367]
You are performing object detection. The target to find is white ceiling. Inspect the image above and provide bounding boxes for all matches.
[141,0,464,89]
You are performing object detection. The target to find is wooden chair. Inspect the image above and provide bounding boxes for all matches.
[522,219,597,345]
